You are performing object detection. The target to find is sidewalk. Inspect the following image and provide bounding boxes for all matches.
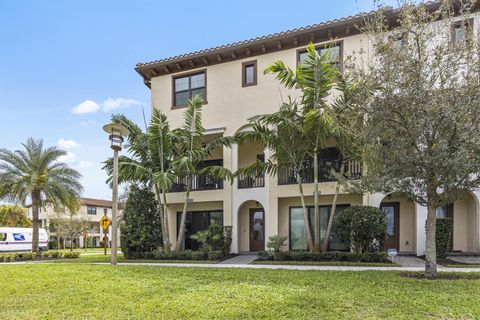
[82,261,480,273]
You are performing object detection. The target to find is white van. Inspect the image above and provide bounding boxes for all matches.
[0,227,49,252]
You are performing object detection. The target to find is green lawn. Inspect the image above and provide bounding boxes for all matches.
[1,264,480,319]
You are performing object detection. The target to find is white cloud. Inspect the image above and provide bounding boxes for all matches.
[72,100,101,114]
[77,160,95,168]
[58,138,80,149]
[58,152,77,163]
[102,97,142,111]
[80,120,97,126]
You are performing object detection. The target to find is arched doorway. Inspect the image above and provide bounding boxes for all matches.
[237,200,265,252]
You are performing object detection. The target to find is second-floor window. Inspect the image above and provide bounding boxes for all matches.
[173,71,206,107]
[87,206,97,215]
[298,42,342,68]
[452,19,473,46]
[242,60,257,87]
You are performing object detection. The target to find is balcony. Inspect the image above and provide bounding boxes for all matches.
[278,159,362,185]
[237,173,265,189]
[171,175,224,192]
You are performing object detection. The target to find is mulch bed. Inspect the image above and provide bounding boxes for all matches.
[400,272,480,280]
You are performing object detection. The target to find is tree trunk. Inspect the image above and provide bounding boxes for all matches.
[31,190,41,256]
[297,172,314,252]
[162,191,171,251]
[321,163,344,253]
[425,203,438,278]
[313,151,320,252]
[154,187,168,251]
[174,177,191,252]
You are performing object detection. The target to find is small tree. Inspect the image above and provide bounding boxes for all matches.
[266,235,288,253]
[336,206,387,253]
[0,205,32,227]
[344,1,480,277]
[63,211,91,252]
[120,184,162,259]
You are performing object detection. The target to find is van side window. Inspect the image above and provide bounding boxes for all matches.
[0,233,7,241]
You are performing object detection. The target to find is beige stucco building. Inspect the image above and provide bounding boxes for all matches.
[27,198,119,249]
[135,3,480,255]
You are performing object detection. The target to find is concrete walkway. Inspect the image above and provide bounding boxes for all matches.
[219,254,258,265]
[79,261,480,273]
[392,256,426,267]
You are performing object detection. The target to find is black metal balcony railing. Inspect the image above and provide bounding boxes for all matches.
[237,173,265,189]
[171,175,224,192]
[278,159,362,185]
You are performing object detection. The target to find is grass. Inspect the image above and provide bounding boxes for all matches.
[1,264,480,319]
[251,260,400,267]
[48,253,218,264]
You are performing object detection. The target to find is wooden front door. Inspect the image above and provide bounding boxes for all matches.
[381,203,400,250]
[249,209,265,252]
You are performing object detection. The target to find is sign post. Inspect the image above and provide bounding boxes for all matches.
[99,215,112,256]
[387,248,398,264]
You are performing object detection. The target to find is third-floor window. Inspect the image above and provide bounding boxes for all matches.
[173,71,206,107]
[242,60,257,87]
[452,19,473,46]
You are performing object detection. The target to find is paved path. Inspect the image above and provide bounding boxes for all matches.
[74,261,480,273]
[393,256,426,267]
[219,254,257,265]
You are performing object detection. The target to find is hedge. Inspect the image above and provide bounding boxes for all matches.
[0,251,80,262]
[257,251,389,263]
[436,218,453,259]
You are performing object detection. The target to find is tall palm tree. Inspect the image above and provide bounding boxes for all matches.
[0,138,83,254]
[172,95,234,252]
[104,109,175,251]
[236,100,315,251]
[265,43,351,252]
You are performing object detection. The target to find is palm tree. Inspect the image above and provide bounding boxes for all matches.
[265,43,352,252]
[103,109,175,251]
[0,138,83,254]
[236,100,315,251]
[172,95,234,252]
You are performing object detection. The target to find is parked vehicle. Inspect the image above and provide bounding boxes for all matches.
[0,227,48,252]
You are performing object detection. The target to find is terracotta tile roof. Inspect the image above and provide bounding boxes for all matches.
[80,198,112,208]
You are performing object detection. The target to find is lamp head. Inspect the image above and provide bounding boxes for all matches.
[103,123,129,151]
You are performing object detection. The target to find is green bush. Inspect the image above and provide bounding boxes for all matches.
[257,251,270,261]
[436,218,453,259]
[336,206,387,253]
[191,251,206,260]
[63,252,80,259]
[208,251,223,261]
[121,185,162,259]
[261,251,389,263]
[222,226,233,256]
[266,235,288,253]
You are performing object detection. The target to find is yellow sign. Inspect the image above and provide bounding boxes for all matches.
[99,215,111,230]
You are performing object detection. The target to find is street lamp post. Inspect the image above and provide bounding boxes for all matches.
[103,123,129,265]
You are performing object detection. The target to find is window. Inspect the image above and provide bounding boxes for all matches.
[176,211,223,250]
[436,203,453,219]
[391,33,407,52]
[173,71,206,107]
[87,206,97,215]
[242,60,257,87]
[298,42,342,68]
[452,19,473,46]
[289,205,349,251]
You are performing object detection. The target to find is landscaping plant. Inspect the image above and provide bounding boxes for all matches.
[336,206,387,253]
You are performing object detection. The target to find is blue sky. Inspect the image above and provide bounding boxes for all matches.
[0,0,403,199]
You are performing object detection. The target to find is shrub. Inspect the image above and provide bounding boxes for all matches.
[191,251,206,260]
[436,218,453,259]
[63,252,80,259]
[208,251,223,261]
[49,251,62,258]
[121,185,162,259]
[190,223,225,254]
[257,251,270,261]
[266,235,288,253]
[258,251,389,263]
[336,206,387,253]
[222,226,233,256]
